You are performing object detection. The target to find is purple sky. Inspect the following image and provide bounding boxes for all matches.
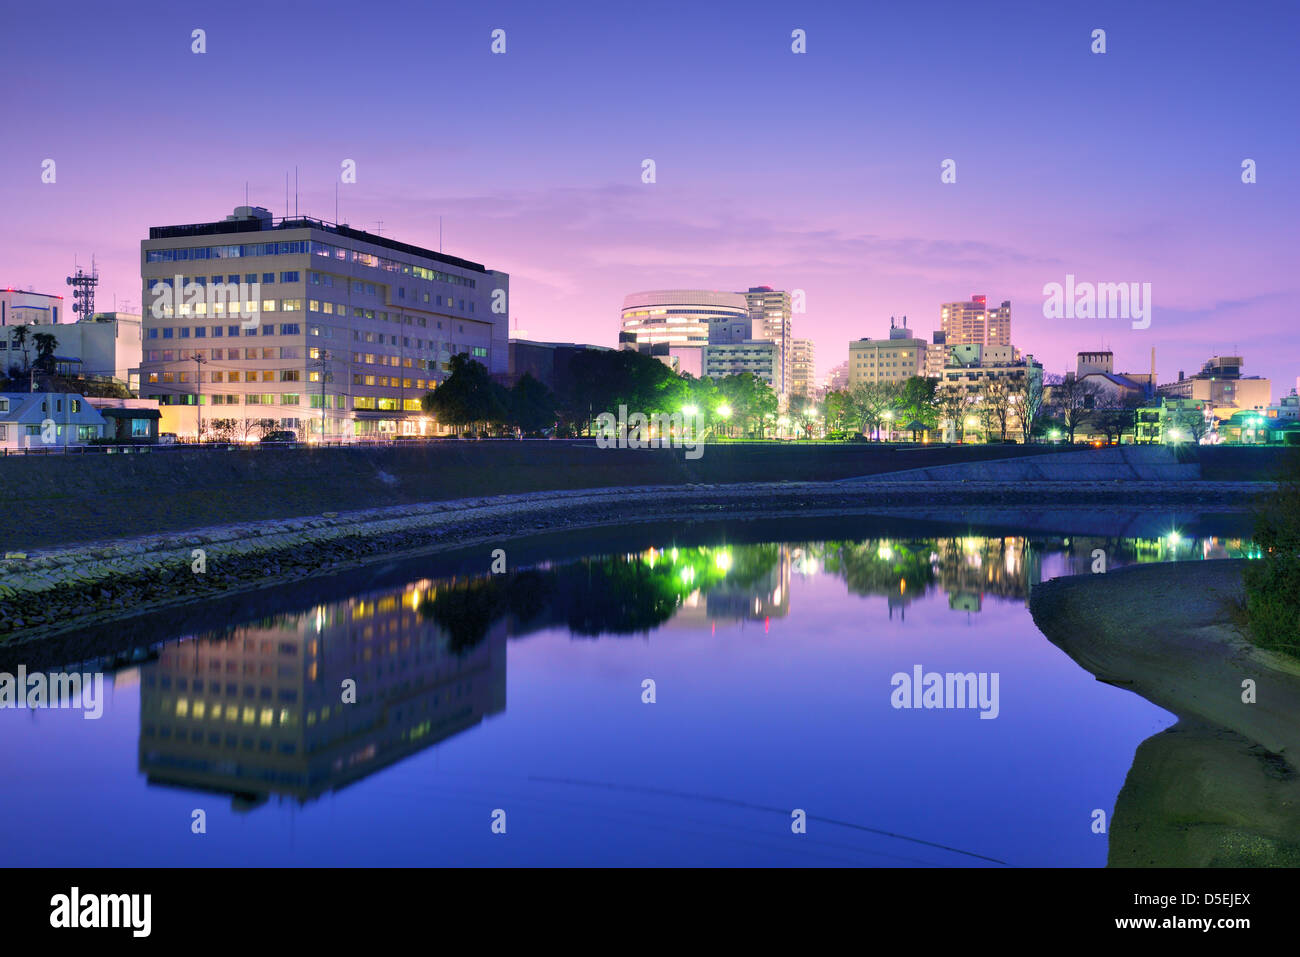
[2,0,1297,394]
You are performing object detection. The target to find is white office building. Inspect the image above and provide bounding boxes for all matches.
[140,206,509,441]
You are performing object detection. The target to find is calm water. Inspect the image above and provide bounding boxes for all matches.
[0,526,1254,867]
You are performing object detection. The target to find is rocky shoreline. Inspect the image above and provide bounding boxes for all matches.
[0,478,1271,647]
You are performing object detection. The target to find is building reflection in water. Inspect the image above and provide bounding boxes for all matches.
[139,581,506,810]
[134,532,1254,808]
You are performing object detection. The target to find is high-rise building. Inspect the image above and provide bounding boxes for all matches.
[743,286,791,395]
[140,206,509,441]
[986,299,1012,347]
[940,296,1011,348]
[789,337,816,399]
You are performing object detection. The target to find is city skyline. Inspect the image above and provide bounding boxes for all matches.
[1,0,1296,395]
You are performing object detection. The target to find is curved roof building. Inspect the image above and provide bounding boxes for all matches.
[619,289,749,352]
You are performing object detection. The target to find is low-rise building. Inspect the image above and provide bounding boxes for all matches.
[0,312,142,391]
[849,318,926,388]
[506,339,612,391]
[0,393,106,450]
[936,345,1044,442]
[86,397,162,443]
[1158,355,1271,413]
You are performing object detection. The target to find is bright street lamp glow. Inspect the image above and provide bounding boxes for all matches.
[682,405,698,417]
[717,403,732,419]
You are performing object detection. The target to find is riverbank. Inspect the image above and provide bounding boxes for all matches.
[1030,560,1300,866]
[0,478,1271,648]
[1,441,1292,550]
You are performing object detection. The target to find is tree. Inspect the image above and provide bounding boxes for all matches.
[935,384,975,442]
[1169,403,1211,443]
[897,376,938,431]
[1051,374,1103,444]
[209,418,237,442]
[31,332,59,376]
[1017,374,1046,443]
[11,325,31,383]
[561,349,682,434]
[981,378,1015,441]
[716,372,776,438]
[238,417,275,442]
[851,381,898,440]
[822,390,853,434]
[508,373,558,433]
[1092,390,1145,445]
[421,353,508,433]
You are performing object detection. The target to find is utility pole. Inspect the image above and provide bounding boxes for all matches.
[313,350,331,443]
[193,353,206,442]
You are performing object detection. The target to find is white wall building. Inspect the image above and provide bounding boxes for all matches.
[140,206,509,441]
[0,393,106,450]
[0,289,64,328]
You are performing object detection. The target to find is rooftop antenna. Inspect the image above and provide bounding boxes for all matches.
[295,166,299,218]
[439,216,443,252]
[373,220,383,236]
[245,181,249,207]
[335,183,339,225]
[66,256,99,325]
[285,172,289,218]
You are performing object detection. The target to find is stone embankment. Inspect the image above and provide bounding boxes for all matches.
[0,478,1271,645]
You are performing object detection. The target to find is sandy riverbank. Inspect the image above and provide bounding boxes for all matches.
[1030,560,1300,866]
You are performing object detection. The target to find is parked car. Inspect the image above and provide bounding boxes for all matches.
[158,433,177,446]
[259,430,298,445]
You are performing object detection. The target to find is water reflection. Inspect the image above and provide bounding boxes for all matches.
[139,583,506,809]
[131,531,1253,816]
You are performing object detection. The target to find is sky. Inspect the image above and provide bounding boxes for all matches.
[2,0,1297,393]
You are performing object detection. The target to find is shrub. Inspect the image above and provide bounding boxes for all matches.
[1244,461,1300,657]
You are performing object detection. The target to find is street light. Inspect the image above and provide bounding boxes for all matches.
[717,403,732,419]
[682,404,698,417]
